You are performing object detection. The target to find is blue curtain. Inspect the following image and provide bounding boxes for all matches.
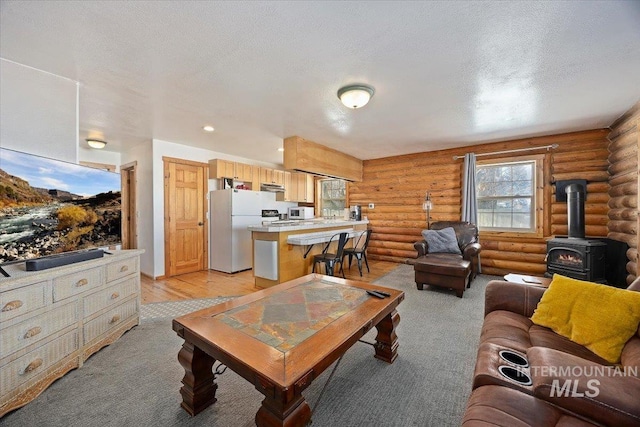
[461,153,481,272]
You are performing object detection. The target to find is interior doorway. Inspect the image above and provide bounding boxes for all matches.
[163,157,208,277]
[120,161,137,249]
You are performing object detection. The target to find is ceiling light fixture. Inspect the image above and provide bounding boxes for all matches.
[337,84,375,109]
[86,139,107,149]
[203,125,215,132]
[278,148,284,152]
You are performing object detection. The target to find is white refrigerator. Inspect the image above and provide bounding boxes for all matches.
[210,189,262,273]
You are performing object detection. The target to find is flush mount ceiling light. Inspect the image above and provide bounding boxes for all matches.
[337,84,375,109]
[203,125,215,132]
[86,139,107,149]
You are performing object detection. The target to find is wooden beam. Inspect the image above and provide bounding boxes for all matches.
[284,136,363,182]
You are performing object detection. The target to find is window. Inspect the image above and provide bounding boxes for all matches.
[319,179,346,218]
[476,160,536,232]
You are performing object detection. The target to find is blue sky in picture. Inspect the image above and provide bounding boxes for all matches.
[0,148,120,197]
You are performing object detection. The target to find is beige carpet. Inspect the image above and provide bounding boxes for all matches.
[2,265,499,426]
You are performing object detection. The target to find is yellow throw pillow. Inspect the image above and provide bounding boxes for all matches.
[531,274,640,363]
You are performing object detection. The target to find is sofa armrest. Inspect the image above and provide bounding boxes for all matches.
[462,242,481,261]
[414,240,427,257]
[528,346,640,427]
[484,280,546,317]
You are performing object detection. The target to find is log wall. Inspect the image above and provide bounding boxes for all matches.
[349,129,611,276]
[607,101,640,284]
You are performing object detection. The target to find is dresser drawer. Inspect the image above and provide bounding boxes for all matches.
[53,267,103,302]
[1,282,47,323]
[83,276,138,317]
[106,257,138,283]
[1,302,77,359]
[83,299,138,344]
[0,330,77,398]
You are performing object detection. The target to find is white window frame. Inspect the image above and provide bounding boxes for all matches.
[318,178,347,218]
[476,154,544,236]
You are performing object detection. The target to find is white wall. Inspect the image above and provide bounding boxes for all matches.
[0,60,78,162]
[78,146,122,171]
[150,139,280,278]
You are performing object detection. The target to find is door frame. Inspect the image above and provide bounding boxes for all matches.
[163,156,209,277]
[120,161,138,249]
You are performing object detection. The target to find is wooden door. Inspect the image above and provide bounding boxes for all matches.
[164,157,208,277]
[120,162,137,249]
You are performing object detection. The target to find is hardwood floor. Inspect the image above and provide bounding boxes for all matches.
[141,259,399,304]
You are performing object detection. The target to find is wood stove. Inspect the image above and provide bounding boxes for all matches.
[546,237,606,282]
[546,183,607,282]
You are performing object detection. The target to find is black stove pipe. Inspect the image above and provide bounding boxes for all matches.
[566,183,585,239]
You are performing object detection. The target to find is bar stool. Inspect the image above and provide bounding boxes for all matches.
[312,232,348,278]
[343,229,372,276]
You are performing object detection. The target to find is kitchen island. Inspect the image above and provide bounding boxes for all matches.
[248,219,369,288]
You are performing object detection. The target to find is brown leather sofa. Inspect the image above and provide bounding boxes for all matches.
[462,278,640,426]
[413,221,481,297]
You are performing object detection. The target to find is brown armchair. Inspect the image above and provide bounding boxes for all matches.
[413,221,482,297]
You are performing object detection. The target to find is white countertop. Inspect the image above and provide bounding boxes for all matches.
[286,229,366,246]
[248,219,369,233]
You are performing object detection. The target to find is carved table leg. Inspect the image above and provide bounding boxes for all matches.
[178,341,217,416]
[255,394,311,427]
[374,309,400,363]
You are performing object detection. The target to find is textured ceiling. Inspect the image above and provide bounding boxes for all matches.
[1,1,639,165]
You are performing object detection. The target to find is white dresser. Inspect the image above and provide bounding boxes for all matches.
[0,249,144,417]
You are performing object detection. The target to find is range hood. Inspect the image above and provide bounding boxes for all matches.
[261,183,285,192]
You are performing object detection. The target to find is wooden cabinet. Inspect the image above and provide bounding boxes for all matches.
[0,250,143,416]
[251,165,261,190]
[236,163,253,182]
[209,159,253,182]
[259,167,285,186]
[282,171,292,201]
[209,159,235,179]
[278,172,315,202]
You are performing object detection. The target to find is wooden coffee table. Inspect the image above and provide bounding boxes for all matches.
[172,273,404,426]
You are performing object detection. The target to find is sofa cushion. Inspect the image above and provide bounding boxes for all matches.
[462,385,598,427]
[529,325,610,365]
[530,274,640,363]
[421,227,461,254]
[480,310,533,354]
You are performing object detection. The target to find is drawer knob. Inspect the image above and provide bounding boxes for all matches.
[2,300,23,312]
[23,358,43,374]
[24,326,42,339]
[76,278,89,287]
[119,265,129,272]
[109,314,121,324]
[111,292,120,300]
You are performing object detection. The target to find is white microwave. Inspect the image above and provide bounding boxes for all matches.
[288,207,315,220]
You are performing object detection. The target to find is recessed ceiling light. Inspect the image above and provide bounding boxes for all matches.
[203,125,215,132]
[278,148,284,152]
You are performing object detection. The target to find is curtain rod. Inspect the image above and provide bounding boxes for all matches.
[452,144,559,160]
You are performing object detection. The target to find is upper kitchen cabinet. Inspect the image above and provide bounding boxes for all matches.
[209,159,235,179]
[236,163,253,182]
[259,167,285,186]
[278,172,314,203]
[209,159,253,181]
